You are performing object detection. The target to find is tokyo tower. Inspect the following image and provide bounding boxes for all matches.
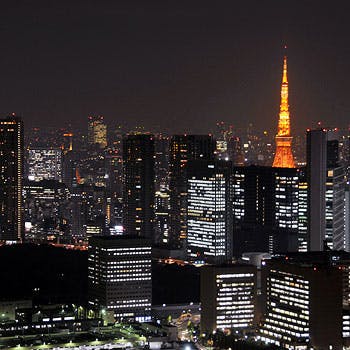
[272,55,295,168]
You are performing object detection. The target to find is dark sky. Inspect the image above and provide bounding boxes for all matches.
[1,1,350,134]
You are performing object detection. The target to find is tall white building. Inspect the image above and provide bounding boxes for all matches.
[88,236,152,322]
[297,169,308,252]
[187,160,232,264]
[274,172,299,252]
[28,148,62,182]
[307,129,346,251]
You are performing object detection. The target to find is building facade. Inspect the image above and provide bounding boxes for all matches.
[23,180,71,242]
[187,160,233,264]
[88,236,152,322]
[154,190,170,245]
[232,166,299,256]
[297,168,308,252]
[123,134,155,239]
[200,264,257,334]
[307,129,346,251]
[87,115,107,149]
[326,166,346,250]
[0,116,24,242]
[307,129,327,251]
[259,253,344,350]
[168,135,215,247]
[28,148,62,182]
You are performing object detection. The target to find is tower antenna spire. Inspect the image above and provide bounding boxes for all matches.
[282,44,288,83]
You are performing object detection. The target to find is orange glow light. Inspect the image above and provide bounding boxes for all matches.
[272,55,295,168]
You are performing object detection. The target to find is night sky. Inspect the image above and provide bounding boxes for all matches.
[1,1,349,134]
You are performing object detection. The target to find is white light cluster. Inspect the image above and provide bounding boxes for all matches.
[88,240,152,321]
[187,174,228,263]
[259,269,310,347]
[215,272,255,330]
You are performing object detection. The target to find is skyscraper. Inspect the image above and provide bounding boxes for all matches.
[259,252,345,349]
[297,168,308,252]
[232,166,299,256]
[325,134,346,250]
[154,134,169,191]
[187,160,233,264]
[28,148,62,182]
[272,55,295,168]
[23,179,71,242]
[87,116,107,149]
[0,116,24,242]
[307,129,346,251]
[326,166,346,250]
[88,236,152,322]
[154,190,170,245]
[200,264,257,334]
[168,135,215,247]
[123,134,155,239]
[307,129,327,251]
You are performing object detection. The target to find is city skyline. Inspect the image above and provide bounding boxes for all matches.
[1,1,350,133]
[2,2,350,349]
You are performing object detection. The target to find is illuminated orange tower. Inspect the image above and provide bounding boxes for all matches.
[272,55,295,168]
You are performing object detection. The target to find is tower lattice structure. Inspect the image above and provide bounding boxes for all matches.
[272,56,295,168]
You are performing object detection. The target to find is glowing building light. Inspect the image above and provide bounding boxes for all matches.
[272,55,295,168]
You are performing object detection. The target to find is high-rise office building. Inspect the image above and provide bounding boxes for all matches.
[62,148,80,190]
[23,179,71,242]
[297,168,308,252]
[187,160,233,264]
[168,135,215,247]
[272,55,295,168]
[307,129,346,251]
[154,134,169,191]
[345,186,350,252]
[307,129,327,251]
[154,190,170,245]
[123,134,155,239]
[0,116,24,242]
[87,116,107,149]
[28,148,62,182]
[326,134,346,250]
[232,166,299,256]
[70,184,109,238]
[259,253,345,349]
[326,166,346,250]
[88,236,152,322]
[200,264,257,333]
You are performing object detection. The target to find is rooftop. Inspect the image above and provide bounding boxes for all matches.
[269,250,350,267]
